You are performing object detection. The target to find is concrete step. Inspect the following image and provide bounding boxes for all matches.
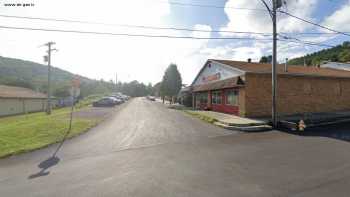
[214,122,272,132]
[217,119,267,127]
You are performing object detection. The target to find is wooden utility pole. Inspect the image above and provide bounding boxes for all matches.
[261,0,282,128]
[44,42,57,115]
[115,73,118,91]
[272,0,278,128]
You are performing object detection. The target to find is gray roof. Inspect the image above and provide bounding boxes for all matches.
[321,62,350,71]
[0,85,47,99]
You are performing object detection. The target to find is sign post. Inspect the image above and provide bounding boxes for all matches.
[68,76,80,131]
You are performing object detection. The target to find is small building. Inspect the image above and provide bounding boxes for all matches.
[191,59,350,118]
[178,86,193,107]
[0,85,57,117]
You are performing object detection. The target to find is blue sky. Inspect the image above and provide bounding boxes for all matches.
[166,0,350,59]
[0,0,350,84]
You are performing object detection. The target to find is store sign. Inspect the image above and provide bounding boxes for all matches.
[202,73,221,83]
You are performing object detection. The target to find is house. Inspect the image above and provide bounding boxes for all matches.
[191,59,350,118]
[0,85,58,117]
[320,61,350,71]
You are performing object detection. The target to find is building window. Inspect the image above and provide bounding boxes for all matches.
[196,92,208,104]
[226,89,238,106]
[211,91,222,104]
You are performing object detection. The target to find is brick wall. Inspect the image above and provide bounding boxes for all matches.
[244,72,350,117]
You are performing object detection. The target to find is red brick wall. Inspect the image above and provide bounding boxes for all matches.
[244,73,350,117]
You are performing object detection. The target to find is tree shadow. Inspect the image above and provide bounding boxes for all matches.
[280,122,350,142]
[28,127,71,179]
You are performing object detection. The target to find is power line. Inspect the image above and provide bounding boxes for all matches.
[0,24,339,48]
[0,25,275,40]
[279,39,335,48]
[279,10,350,37]
[278,33,336,48]
[1,14,348,37]
[0,14,273,36]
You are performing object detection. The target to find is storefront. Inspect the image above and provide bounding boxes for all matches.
[191,60,245,115]
[190,59,350,118]
[195,88,240,114]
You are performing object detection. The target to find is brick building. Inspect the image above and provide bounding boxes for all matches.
[191,59,350,118]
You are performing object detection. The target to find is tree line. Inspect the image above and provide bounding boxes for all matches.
[288,41,350,66]
[159,63,182,103]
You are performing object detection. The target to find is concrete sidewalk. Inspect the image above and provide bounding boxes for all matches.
[185,110,272,132]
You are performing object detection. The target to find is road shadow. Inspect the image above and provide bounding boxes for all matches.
[280,122,350,142]
[28,127,71,179]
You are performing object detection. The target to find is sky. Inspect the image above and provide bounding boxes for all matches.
[0,0,349,85]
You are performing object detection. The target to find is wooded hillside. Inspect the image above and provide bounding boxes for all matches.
[0,56,115,98]
[288,41,350,66]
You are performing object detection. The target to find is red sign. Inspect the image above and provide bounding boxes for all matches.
[72,76,80,88]
[202,73,220,83]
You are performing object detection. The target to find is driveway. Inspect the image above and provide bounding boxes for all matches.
[1,97,350,197]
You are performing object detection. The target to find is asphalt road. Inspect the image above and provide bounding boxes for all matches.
[1,97,350,197]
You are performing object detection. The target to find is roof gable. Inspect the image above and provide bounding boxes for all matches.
[192,60,245,86]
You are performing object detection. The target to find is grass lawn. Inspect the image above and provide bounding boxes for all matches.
[0,107,103,158]
[183,110,218,124]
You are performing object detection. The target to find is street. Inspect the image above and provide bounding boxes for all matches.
[1,97,350,197]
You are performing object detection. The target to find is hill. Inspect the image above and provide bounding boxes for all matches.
[0,56,115,98]
[288,41,350,66]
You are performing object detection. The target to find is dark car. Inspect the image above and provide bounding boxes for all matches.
[146,96,155,101]
[110,95,125,104]
[93,97,117,107]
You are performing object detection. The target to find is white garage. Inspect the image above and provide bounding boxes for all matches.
[0,85,57,117]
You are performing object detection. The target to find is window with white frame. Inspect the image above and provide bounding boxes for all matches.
[226,89,239,106]
[211,91,222,104]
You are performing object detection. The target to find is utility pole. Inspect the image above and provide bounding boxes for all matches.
[44,42,57,115]
[272,0,278,128]
[115,73,118,91]
[284,58,288,72]
[261,0,282,128]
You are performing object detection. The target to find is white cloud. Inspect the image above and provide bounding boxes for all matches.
[221,0,319,34]
[212,0,339,64]
[322,0,350,32]
[0,0,213,84]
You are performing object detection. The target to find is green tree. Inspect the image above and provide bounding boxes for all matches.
[53,85,71,97]
[160,64,182,104]
[311,57,322,66]
[259,55,272,63]
[288,41,350,65]
[339,50,350,62]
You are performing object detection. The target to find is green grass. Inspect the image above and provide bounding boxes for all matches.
[0,107,103,158]
[183,110,218,124]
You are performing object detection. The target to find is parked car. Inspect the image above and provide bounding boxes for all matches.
[93,97,117,107]
[146,96,156,101]
[111,93,130,101]
[111,95,125,103]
